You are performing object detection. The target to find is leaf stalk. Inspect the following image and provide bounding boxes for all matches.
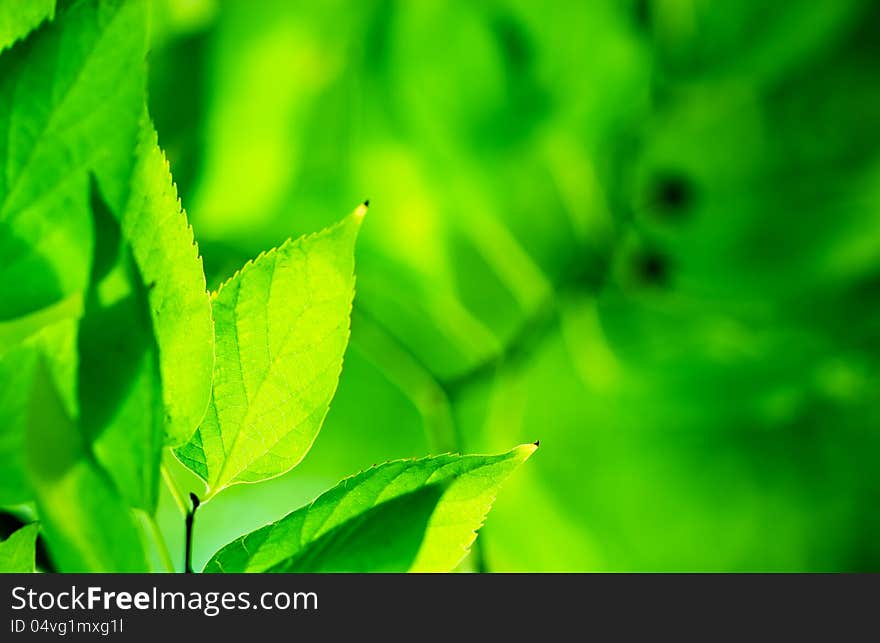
[184,492,200,573]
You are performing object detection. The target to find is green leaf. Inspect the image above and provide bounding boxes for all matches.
[0,317,78,506]
[0,523,39,573]
[0,345,39,505]
[0,0,147,320]
[25,358,150,572]
[0,0,54,53]
[204,443,536,573]
[176,207,364,498]
[77,181,163,513]
[122,122,214,446]
[0,292,82,357]
[269,484,446,572]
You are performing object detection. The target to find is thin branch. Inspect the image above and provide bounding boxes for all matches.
[184,492,200,574]
[439,297,559,399]
[352,308,459,453]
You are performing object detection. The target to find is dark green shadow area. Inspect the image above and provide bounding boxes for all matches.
[268,483,447,573]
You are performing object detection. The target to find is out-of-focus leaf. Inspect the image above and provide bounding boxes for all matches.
[204,444,536,573]
[0,293,82,357]
[25,359,149,573]
[0,0,147,320]
[0,346,53,509]
[0,346,39,505]
[123,122,214,446]
[190,0,368,240]
[0,0,54,52]
[176,208,363,498]
[78,182,162,513]
[647,0,863,85]
[0,316,78,506]
[0,522,39,572]
[182,1,646,383]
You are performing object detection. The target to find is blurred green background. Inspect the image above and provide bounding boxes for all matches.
[149,0,880,571]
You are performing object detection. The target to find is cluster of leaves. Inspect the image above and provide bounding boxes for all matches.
[4,0,879,573]
[144,0,880,571]
[0,0,532,573]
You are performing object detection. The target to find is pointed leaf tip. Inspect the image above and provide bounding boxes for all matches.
[203,445,533,573]
[176,208,362,494]
[513,442,539,461]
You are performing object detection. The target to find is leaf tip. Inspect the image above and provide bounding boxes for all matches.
[514,442,539,462]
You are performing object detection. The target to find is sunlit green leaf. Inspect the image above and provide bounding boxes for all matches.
[204,444,535,572]
[267,484,445,573]
[123,122,214,446]
[176,207,363,498]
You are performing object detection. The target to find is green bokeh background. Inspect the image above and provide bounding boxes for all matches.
[147,0,880,571]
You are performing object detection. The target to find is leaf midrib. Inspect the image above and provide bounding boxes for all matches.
[208,249,348,492]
